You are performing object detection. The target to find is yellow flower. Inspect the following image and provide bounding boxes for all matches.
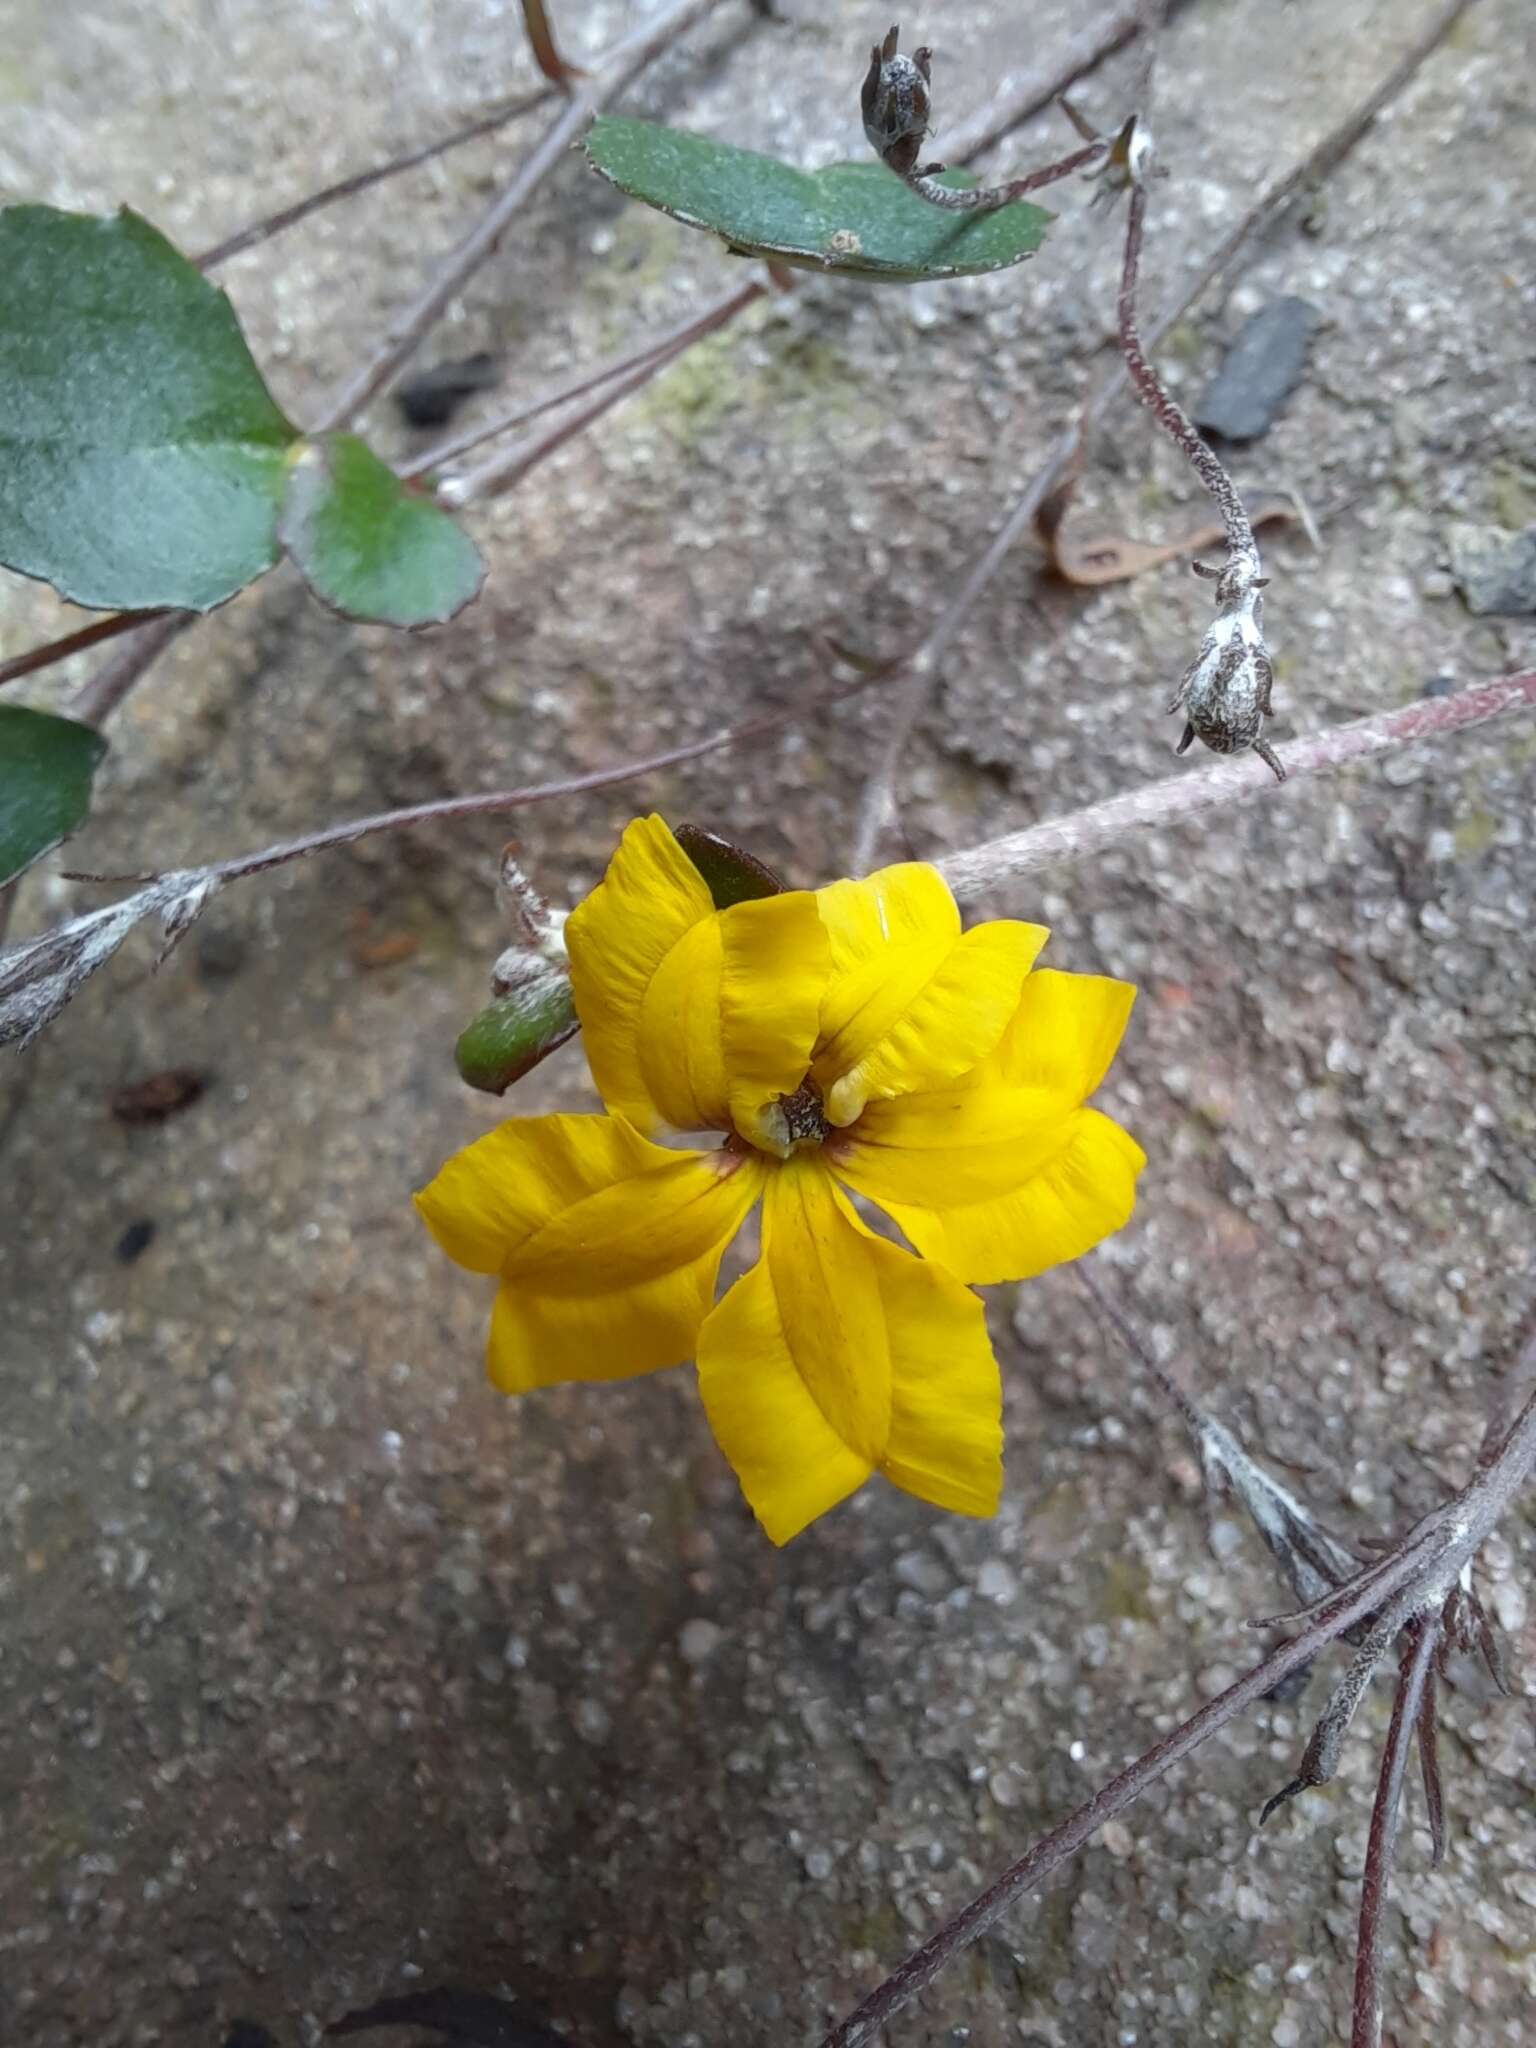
[416,816,1144,1544]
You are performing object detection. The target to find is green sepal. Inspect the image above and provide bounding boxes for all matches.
[675,824,785,907]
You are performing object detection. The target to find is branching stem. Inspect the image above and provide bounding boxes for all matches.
[934,670,1536,902]
[819,1380,1536,2048]
[849,0,1477,863]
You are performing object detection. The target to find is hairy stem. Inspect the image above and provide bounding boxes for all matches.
[848,0,1478,866]
[903,139,1105,214]
[934,670,1536,901]
[1118,176,1253,558]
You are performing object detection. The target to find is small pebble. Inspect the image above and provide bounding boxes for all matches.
[678,1618,725,1666]
[394,351,500,428]
[196,925,248,980]
[1194,296,1319,442]
[976,1559,1018,1603]
[115,1219,157,1264]
[894,1550,949,1599]
[1446,521,1536,615]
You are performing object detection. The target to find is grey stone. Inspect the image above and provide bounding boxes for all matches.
[1194,295,1320,442]
[195,923,248,979]
[1446,521,1536,614]
[678,1618,725,1665]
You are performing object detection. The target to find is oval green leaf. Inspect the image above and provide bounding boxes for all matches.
[278,433,485,627]
[0,206,299,612]
[0,704,108,886]
[584,118,1052,282]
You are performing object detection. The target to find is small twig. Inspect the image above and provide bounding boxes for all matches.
[65,670,891,894]
[191,88,555,273]
[436,277,768,505]
[402,282,765,479]
[1117,159,1282,778]
[820,1377,1536,2048]
[68,616,194,728]
[933,670,1536,900]
[905,135,1107,215]
[1117,179,1253,560]
[941,4,1148,166]
[315,0,732,432]
[1351,1620,1442,2048]
[1416,1662,1447,1869]
[848,0,1479,866]
[1075,1265,1364,1610]
[817,1540,1438,2048]
[0,609,169,692]
[519,0,589,88]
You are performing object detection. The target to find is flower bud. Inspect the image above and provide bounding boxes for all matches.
[454,968,577,1097]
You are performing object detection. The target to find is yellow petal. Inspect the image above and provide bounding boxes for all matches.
[695,1157,1002,1543]
[830,1082,1080,1209]
[809,862,1046,1125]
[692,1256,872,1545]
[565,814,716,1131]
[976,968,1137,1100]
[856,1105,1145,1286]
[414,1112,763,1389]
[566,814,830,1139]
[720,890,832,1152]
[873,1229,1004,1520]
[635,912,730,1133]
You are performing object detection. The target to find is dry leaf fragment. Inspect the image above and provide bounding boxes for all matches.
[1038,487,1295,586]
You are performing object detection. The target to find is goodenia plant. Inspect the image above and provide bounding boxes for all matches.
[2,4,1533,2046]
[417,816,1143,1542]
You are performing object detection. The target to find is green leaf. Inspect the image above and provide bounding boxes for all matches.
[455,982,578,1097]
[584,118,1052,282]
[0,705,108,887]
[0,206,299,612]
[278,433,485,627]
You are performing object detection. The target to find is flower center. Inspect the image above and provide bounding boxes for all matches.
[773,1079,831,1151]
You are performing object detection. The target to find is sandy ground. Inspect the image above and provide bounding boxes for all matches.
[2,1,1535,2043]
